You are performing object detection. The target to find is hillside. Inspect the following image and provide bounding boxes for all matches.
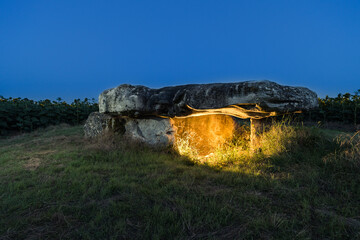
[0,124,359,239]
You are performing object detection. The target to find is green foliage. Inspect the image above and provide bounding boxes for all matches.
[0,97,98,135]
[302,90,360,125]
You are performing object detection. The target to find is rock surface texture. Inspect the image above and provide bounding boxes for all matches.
[84,112,175,147]
[84,112,113,138]
[99,80,318,119]
[85,80,318,148]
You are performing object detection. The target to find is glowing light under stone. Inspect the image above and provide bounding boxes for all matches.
[172,114,236,156]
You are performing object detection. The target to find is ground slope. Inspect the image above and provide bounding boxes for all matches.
[0,125,359,239]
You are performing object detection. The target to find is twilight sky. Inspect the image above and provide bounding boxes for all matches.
[1,0,359,102]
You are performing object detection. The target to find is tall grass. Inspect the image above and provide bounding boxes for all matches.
[173,131,200,161]
[173,119,334,169]
[258,121,325,156]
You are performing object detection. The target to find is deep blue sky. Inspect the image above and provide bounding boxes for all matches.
[1,0,359,102]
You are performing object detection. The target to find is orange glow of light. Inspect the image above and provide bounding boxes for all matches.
[172,114,236,156]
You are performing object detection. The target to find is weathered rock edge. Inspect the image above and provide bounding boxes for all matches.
[99,80,318,119]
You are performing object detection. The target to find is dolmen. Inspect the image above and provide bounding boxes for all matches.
[84,80,318,152]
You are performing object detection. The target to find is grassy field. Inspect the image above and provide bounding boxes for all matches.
[0,124,360,239]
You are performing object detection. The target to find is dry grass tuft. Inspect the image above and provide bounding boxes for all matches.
[323,131,360,168]
[23,157,41,171]
[173,131,201,161]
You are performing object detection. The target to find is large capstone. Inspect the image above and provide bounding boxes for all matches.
[99,80,318,119]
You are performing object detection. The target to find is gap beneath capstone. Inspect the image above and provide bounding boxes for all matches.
[172,114,236,156]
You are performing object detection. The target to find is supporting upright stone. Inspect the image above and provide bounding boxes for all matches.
[250,118,266,152]
[84,112,176,147]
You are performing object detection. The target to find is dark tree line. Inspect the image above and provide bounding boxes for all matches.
[0,97,98,135]
[301,90,360,126]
